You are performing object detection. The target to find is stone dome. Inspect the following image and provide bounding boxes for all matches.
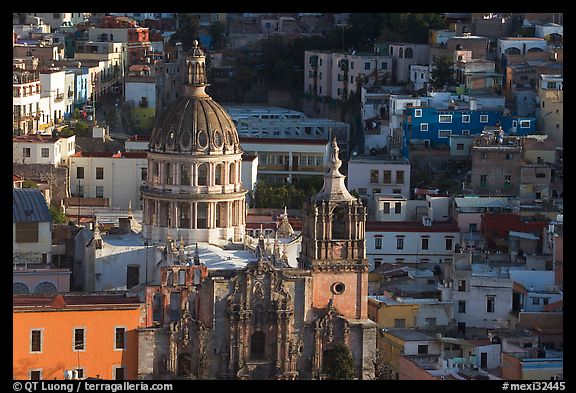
[149,97,241,154]
[148,40,241,155]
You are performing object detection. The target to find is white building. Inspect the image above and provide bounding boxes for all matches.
[240,137,329,184]
[348,155,411,208]
[443,253,514,330]
[366,220,460,269]
[409,64,432,91]
[13,188,53,265]
[25,13,88,30]
[304,50,393,100]
[496,37,548,59]
[39,68,67,129]
[13,69,42,135]
[13,134,76,166]
[382,43,431,84]
[69,151,148,210]
[509,270,562,312]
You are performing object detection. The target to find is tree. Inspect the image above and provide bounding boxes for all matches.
[49,206,67,224]
[429,55,456,91]
[22,179,38,188]
[323,342,356,380]
[170,14,200,51]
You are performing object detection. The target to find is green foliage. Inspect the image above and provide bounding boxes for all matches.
[59,127,75,138]
[429,55,456,91]
[49,206,67,224]
[253,177,323,209]
[22,179,38,189]
[74,120,90,137]
[72,108,81,120]
[323,342,356,380]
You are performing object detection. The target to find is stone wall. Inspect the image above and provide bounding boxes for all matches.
[13,163,68,207]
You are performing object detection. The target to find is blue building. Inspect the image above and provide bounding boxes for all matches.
[402,105,536,157]
[72,67,89,110]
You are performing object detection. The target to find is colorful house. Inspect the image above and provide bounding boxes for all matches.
[13,294,145,380]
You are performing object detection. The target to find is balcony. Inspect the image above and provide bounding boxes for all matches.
[55,93,64,102]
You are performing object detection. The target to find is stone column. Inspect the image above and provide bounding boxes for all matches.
[175,163,180,186]
[174,202,179,228]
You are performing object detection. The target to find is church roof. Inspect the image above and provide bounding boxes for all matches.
[149,40,241,156]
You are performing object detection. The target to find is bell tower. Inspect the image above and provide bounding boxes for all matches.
[300,137,368,320]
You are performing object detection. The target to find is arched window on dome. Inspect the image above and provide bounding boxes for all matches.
[197,164,207,186]
[229,162,235,184]
[180,164,190,186]
[216,202,226,228]
[178,202,190,228]
[197,202,208,229]
[215,164,224,185]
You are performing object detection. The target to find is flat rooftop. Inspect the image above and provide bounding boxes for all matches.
[384,328,435,342]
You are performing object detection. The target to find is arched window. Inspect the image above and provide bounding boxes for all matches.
[169,292,181,321]
[34,282,57,294]
[152,292,163,323]
[399,47,404,58]
[180,164,190,186]
[229,162,235,184]
[166,163,172,185]
[178,270,186,285]
[405,47,413,59]
[197,202,208,229]
[215,203,225,228]
[250,331,265,360]
[215,164,223,185]
[197,164,207,186]
[13,282,30,294]
[331,207,348,239]
[178,202,190,228]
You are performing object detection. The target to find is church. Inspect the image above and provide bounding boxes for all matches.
[137,40,377,380]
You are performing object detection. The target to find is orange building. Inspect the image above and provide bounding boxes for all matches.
[13,294,145,380]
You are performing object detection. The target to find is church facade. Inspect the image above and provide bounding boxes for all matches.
[137,41,376,380]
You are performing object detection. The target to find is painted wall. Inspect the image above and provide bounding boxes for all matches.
[13,306,144,380]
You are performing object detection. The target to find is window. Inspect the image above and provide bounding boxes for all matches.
[457,143,465,150]
[74,328,85,351]
[396,237,404,250]
[505,153,512,160]
[250,331,265,360]
[358,188,367,195]
[77,167,84,179]
[141,168,147,182]
[350,75,354,83]
[420,123,429,131]
[421,238,429,250]
[126,265,139,289]
[375,238,382,250]
[75,369,84,379]
[458,280,466,292]
[532,297,540,305]
[95,186,104,198]
[439,114,452,123]
[543,298,549,305]
[383,170,392,184]
[115,327,126,350]
[438,130,452,138]
[462,114,470,123]
[417,345,429,355]
[365,62,371,70]
[370,170,379,183]
[394,318,405,328]
[520,120,530,128]
[114,366,125,380]
[480,174,488,187]
[395,202,402,214]
[23,148,31,157]
[445,238,453,251]
[458,300,466,313]
[374,259,382,269]
[425,318,437,327]
[415,109,422,117]
[31,329,42,352]
[16,222,39,243]
[350,62,354,69]
[462,130,470,136]
[480,115,488,123]
[381,62,387,70]
[396,171,404,184]
[372,188,381,196]
[30,370,41,380]
[41,148,49,158]
[393,188,401,194]
[96,167,104,179]
[383,202,390,214]
[486,296,496,313]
